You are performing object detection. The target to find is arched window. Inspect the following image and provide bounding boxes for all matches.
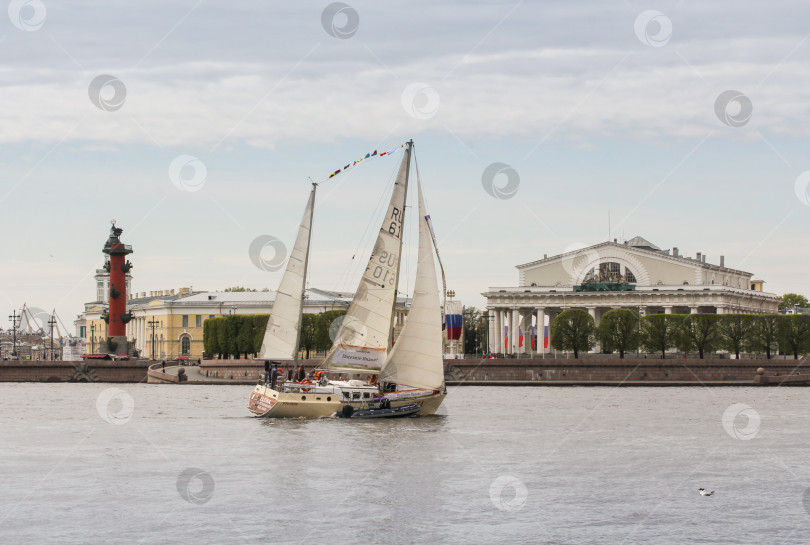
[625,269,637,283]
[181,336,191,355]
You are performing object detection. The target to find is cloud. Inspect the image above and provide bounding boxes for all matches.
[1,1,809,149]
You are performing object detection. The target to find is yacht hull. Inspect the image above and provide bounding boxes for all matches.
[386,390,446,415]
[248,383,446,419]
[248,384,343,418]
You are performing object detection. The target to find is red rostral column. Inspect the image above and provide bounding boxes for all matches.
[102,222,133,353]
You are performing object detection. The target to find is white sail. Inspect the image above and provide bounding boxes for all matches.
[379,176,444,390]
[321,142,412,371]
[258,184,316,360]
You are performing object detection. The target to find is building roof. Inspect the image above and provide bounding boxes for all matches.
[104,287,411,312]
[625,236,660,251]
[175,288,353,306]
[516,237,753,276]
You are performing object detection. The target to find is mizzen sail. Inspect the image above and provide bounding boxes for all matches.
[258,184,316,360]
[379,175,444,390]
[321,142,412,372]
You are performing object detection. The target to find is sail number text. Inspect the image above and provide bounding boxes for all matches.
[388,206,402,239]
[372,250,398,285]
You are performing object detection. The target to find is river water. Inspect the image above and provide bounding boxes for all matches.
[1,384,808,544]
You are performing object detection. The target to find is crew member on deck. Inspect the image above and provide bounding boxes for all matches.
[270,365,278,389]
[296,364,305,382]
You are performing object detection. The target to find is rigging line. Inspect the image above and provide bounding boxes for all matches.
[330,160,399,294]
[346,161,400,291]
[334,175,393,294]
[414,151,448,305]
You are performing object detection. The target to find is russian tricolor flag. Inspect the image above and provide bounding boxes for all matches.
[445,301,463,341]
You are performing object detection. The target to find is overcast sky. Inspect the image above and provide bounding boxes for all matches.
[2,0,810,332]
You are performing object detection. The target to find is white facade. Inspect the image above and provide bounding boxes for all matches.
[483,237,779,356]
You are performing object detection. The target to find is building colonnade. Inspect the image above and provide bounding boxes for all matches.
[487,303,766,356]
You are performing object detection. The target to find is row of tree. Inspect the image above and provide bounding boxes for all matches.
[550,309,810,359]
[203,310,346,359]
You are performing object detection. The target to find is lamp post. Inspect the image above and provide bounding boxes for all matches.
[148,318,159,360]
[8,310,20,359]
[90,323,95,353]
[48,314,56,360]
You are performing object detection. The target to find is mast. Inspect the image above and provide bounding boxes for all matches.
[390,140,413,348]
[292,183,317,362]
[258,183,317,360]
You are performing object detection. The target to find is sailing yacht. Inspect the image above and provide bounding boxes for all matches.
[248,141,446,418]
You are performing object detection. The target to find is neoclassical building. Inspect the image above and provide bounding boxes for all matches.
[78,286,411,360]
[483,236,779,355]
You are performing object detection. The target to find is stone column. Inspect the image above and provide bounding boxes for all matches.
[536,307,546,354]
[716,306,724,315]
[501,309,509,354]
[521,312,532,356]
[503,309,509,355]
[664,306,673,315]
[492,309,503,354]
[488,309,496,354]
[512,309,520,355]
[587,307,597,352]
[690,306,698,314]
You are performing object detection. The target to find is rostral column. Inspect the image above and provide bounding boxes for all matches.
[101,222,133,355]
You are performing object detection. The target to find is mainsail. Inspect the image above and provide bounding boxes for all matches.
[321,141,412,371]
[258,184,316,360]
[379,176,444,390]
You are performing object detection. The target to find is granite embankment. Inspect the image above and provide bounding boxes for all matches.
[0,360,151,382]
[2,357,807,385]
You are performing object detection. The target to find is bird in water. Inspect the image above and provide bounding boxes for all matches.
[698,488,714,496]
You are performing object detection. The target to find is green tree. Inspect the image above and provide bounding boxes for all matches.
[317,310,346,352]
[597,309,640,358]
[477,311,490,354]
[224,286,257,292]
[253,314,269,355]
[550,308,595,358]
[750,314,779,359]
[237,316,257,358]
[463,306,482,354]
[640,314,679,358]
[223,315,240,357]
[299,313,319,358]
[215,317,230,358]
[203,318,220,357]
[777,314,810,359]
[778,293,809,312]
[677,314,719,359]
[717,314,755,359]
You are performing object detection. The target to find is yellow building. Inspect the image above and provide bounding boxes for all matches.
[80,287,411,360]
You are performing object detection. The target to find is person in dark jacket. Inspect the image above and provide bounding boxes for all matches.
[270,365,278,389]
[296,364,305,382]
